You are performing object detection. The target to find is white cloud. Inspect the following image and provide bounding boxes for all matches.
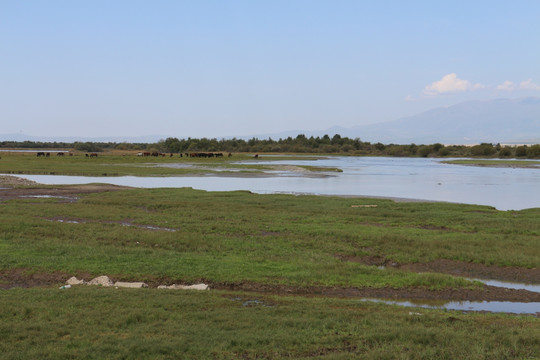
[496,80,515,91]
[496,79,540,92]
[404,95,416,102]
[519,79,540,91]
[423,73,484,96]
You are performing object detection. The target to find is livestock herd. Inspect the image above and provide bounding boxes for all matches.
[35,151,237,158]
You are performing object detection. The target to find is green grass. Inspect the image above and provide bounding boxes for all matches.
[443,159,540,168]
[0,152,334,177]
[2,187,539,290]
[0,287,538,359]
[2,158,540,358]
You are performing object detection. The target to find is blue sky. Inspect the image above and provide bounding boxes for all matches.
[1,1,539,139]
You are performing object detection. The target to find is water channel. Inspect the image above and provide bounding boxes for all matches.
[10,156,540,210]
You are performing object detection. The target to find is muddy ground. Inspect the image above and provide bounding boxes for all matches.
[0,175,129,201]
[1,175,539,304]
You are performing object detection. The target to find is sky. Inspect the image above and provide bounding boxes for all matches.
[1,1,540,139]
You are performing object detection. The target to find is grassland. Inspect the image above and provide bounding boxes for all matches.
[443,159,540,168]
[1,152,539,358]
[0,151,339,177]
[2,287,539,359]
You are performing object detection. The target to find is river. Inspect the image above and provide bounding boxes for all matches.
[11,156,540,210]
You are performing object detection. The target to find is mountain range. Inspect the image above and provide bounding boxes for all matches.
[1,97,539,145]
[254,97,540,145]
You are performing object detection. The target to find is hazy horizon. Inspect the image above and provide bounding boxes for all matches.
[2,1,540,139]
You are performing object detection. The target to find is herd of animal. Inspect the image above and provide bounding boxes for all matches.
[36,152,98,157]
[35,152,237,158]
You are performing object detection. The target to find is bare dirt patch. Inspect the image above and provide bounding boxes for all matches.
[0,176,131,202]
[2,269,540,303]
[0,269,76,289]
[213,281,540,303]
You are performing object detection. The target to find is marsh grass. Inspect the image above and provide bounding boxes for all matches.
[0,287,538,359]
[444,159,540,168]
[0,152,327,177]
[1,187,539,289]
[2,164,540,358]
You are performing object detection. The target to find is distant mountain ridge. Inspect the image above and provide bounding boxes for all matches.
[0,134,167,144]
[2,98,539,145]
[239,97,540,144]
[348,97,540,144]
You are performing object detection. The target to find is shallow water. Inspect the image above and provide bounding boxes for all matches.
[361,298,540,315]
[6,157,540,210]
[471,278,540,293]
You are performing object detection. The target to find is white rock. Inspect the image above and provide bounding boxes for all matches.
[66,276,85,285]
[114,282,148,288]
[181,283,209,290]
[87,275,114,287]
[158,283,209,290]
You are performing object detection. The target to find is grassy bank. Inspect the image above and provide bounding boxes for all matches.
[0,151,265,177]
[2,187,539,289]
[443,159,540,168]
[0,151,340,178]
[1,287,539,359]
[2,177,540,358]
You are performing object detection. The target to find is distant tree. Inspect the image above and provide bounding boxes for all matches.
[527,144,540,158]
[515,146,528,157]
[74,142,102,152]
[163,137,182,153]
[418,145,432,157]
[470,143,496,157]
[433,143,444,152]
[498,147,512,158]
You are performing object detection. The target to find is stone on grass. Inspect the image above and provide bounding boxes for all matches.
[114,281,148,289]
[66,276,86,285]
[158,283,209,290]
[87,275,114,287]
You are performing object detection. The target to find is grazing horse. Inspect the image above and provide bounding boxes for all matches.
[46,152,50,157]
[37,152,45,157]
[57,152,64,156]
[254,154,259,159]
[89,153,98,157]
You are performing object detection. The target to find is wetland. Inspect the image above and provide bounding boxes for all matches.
[0,152,539,359]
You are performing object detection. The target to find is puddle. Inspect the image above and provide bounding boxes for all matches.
[361,298,540,315]
[20,195,78,201]
[470,278,540,294]
[231,297,274,307]
[54,219,81,224]
[120,222,177,232]
[154,163,196,169]
[46,218,177,232]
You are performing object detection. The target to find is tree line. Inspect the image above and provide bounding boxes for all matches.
[2,135,540,158]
